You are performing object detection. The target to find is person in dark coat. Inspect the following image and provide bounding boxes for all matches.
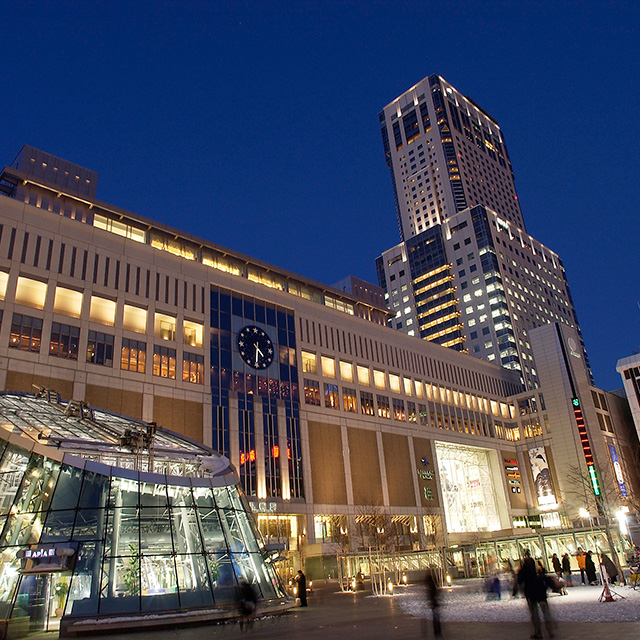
[585,551,598,585]
[295,570,308,606]
[237,577,258,631]
[517,550,553,639]
[601,553,618,584]
[561,553,572,586]
[424,569,442,637]
[551,554,562,578]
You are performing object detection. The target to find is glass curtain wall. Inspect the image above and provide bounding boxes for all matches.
[0,439,285,633]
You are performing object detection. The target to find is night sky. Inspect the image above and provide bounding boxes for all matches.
[1,2,638,391]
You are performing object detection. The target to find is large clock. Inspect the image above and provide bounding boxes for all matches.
[237,326,274,370]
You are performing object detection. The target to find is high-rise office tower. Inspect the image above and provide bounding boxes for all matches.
[376,76,592,390]
[379,75,524,241]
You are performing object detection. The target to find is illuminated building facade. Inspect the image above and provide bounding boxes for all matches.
[378,74,524,241]
[0,146,636,595]
[376,205,588,390]
[376,76,592,390]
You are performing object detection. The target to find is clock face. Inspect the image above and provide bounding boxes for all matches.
[237,326,274,370]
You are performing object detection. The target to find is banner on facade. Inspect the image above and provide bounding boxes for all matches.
[608,444,628,497]
[528,446,556,506]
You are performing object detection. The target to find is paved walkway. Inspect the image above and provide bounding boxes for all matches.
[29,580,640,640]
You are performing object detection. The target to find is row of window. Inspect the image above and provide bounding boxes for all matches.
[0,275,204,346]
[9,314,204,383]
[300,350,515,418]
[303,379,426,423]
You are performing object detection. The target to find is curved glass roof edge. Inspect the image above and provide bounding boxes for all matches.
[0,390,235,484]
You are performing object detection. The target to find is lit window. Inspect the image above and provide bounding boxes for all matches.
[389,374,401,393]
[321,356,336,378]
[339,361,354,382]
[304,379,320,405]
[10,313,42,352]
[53,286,83,317]
[89,296,116,326]
[123,304,147,333]
[301,351,317,374]
[324,383,340,409]
[153,345,176,378]
[373,369,386,390]
[154,313,176,341]
[15,276,47,309]
[357,365,370,386]
[183,352,204,384]
[183,320,203,347]
[0,271,7,300]
[121,338,146,372]
[343,388,357,412]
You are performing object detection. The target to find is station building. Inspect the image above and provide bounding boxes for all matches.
[0,146,637,594]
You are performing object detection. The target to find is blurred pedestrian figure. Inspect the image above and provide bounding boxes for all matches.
[517,550,553,639]
[295,569,308,606]
[238,577,258,631]
[424,569,442,637]
[551,554,562,579]
[561,553,572,587]
[576,548,587,584]
[585,551,597,585]
[600,552,618,584]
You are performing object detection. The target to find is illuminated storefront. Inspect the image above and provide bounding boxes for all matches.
[0,392,289,639]
[435,442,509,534]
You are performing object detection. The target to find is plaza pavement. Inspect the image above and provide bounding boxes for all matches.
[29,580,640,640]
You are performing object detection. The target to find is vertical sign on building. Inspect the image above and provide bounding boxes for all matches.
[608,444,628,497]
[571,397,600,496]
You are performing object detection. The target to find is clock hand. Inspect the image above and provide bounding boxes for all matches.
[254,343,264,366]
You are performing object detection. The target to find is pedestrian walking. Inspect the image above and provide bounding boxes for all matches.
[551,554,562,578]
[295,569,308,606]
[576,548,587,584]
[517,550,554,639]
[237,577,258,631]
[424,569,442,637]
[600,552,618,584]
[561,553,572,587]
[585,551,597,585]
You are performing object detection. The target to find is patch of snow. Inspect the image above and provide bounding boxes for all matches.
[398,579,640,623]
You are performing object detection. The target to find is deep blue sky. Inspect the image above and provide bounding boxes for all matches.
[1,1,638,391]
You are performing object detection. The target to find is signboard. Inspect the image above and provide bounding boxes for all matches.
[572,397,600,496]
[17,543,78,574]
[608,444,628,497]
[528,447,556,506]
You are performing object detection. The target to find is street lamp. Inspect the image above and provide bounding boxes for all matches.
[579,508,590,519]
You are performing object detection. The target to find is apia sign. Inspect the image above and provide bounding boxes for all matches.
[17,543,77,573]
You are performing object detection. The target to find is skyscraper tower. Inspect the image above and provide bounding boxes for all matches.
[376,75,593,390]
[379,75,524,240]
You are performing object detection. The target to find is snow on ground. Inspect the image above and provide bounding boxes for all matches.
[397,579,640,623]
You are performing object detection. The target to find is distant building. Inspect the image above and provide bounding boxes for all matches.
[332,275,387,309]
[617,353,640,442]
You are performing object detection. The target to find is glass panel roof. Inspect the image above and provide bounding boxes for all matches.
[0,391,221,477]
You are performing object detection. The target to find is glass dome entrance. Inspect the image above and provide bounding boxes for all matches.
[0,392,289,638]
